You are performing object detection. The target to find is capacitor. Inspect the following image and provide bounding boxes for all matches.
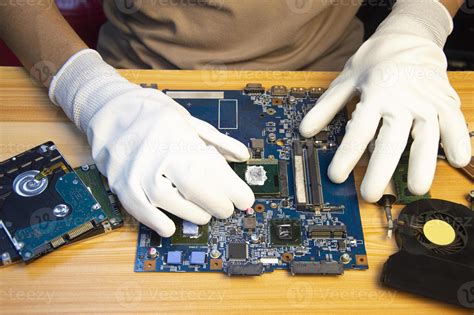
[210,249,221,258]
[147,247,158,258]
[246,207,255,216]
[268,133,276,143]
[340,253,351,264]
[250,234,260,243]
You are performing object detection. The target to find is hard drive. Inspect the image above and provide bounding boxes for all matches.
[0,142,107,264]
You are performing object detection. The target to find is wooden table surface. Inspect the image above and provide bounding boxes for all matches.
[0,67,472,314]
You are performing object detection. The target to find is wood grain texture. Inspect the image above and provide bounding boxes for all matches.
[0,67,472,314]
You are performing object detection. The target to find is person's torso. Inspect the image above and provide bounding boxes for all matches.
[98,0,363,70]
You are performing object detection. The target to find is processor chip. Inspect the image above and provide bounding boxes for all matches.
[232,159,280,197]
[182,221,199,236]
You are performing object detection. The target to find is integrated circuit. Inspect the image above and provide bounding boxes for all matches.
[227,243,248,260]
[270,219,302,246]
[242,217,257,230]
[171,218,208,245]
[232,159,287,198]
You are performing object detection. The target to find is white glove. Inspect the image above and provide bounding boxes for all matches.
[299,0,471,203]
[49,49,255,236]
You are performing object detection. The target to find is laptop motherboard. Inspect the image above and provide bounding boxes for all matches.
[135,84,368,276]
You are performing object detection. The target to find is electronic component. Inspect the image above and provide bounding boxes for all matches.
[308,87,325,98]
[382,199,474,309]
[134,85,368,276]
[233,159,283,197]
[242,217,257,230]
[270,85,288,97]
[189,251,206,265]
[290,87,306,98]
[171,218,208,245]
[270,219,301,246]
[308,225,346,238]
[74,164,123,239]
[250,138,264,159]
[227,262,264,276]
[166,251,182,265]
[290,261,343,275]
[376,180,397,238]
[0,142,107,263]
[147,247,158,259]
[149,230,162,247]
[313,131,329,143]
[182,221,199,236]
[244,83,265,95]
[292,140,324,210]
[227,243,248,260]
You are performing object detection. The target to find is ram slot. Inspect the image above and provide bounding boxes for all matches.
[305,141,324,206]
[292,141,307,210]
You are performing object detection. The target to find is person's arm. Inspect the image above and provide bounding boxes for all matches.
[0,1,87,86]
[0,4,254,237]
[300,0,471,203]
[439,0,463,16]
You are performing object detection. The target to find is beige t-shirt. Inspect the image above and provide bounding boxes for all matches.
[98,0,363,71]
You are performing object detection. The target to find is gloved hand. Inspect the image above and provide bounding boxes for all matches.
[49,49,254,236]
[299,0,471,202]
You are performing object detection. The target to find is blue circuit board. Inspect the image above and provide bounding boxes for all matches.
[135,85,368,276]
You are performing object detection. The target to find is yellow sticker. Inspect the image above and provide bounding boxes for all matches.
[423,219,456,246]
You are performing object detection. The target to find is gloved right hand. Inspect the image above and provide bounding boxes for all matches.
[49,49,255,237]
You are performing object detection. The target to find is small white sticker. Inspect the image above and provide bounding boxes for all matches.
[245,166,267,186]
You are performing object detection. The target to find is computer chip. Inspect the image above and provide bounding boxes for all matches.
[182,221,199,236]
[171,217,208,245]
[270,219,302,246]
[232,159,280,197]
[242,217,257,230]
[227,243,248,260]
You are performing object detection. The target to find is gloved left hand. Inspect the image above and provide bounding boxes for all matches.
[48,49,255,237]
[299,0,471,202]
